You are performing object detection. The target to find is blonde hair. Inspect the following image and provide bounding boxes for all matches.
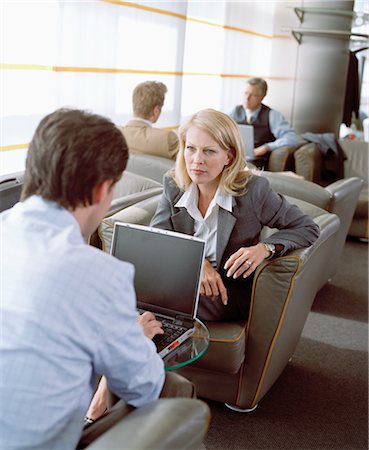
[172,108,252,195]
[132,81,167,119]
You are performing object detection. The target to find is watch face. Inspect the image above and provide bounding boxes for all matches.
[266,243,275,254]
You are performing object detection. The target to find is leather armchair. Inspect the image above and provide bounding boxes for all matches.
[127,146,301,179]
[176,198,339,411]
[97,172,340,412]
[89,171,163,250]
[0,172,24,213]
[260,171,363,287]
[84,398,210,450]
[268,145,299,172]
[126,152,175,184]
[293,139,368,240]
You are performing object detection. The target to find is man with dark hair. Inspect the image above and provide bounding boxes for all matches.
[0,108,193,450]
[120,81,179,160]
[230,77,300,161]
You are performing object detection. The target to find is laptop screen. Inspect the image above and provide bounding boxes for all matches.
[238,124,255,160]
[111,222,205,318]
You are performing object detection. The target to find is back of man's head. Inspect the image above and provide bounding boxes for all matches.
[21,108,128,209]
[246,77,268,97]
[132,81,167,119]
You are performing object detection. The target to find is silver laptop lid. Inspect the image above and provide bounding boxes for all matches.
[110,222,206,319]
[238,124,255,160]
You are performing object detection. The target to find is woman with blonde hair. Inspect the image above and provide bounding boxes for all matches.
[151,108,319,321]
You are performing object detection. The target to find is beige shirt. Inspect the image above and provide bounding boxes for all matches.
[119,119,179,160]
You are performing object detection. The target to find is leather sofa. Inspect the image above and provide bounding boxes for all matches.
[294,139,368,240]
[84,398,210,449]
[97,170,340,411]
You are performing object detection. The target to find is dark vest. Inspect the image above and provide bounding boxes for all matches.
[252,104,275,148]
[231,104,275,148]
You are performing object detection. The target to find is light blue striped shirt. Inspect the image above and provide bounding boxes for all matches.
[0,196,164,450]
[229,105,302,150]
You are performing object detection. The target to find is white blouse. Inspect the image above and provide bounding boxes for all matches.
[175,183,233,266]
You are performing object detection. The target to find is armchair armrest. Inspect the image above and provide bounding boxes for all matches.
[239,210,340,408]
[294,142,322,182]
[85,398,210,450]
[268,146,296,172]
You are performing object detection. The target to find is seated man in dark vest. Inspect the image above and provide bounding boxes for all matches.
[229,77,300,168]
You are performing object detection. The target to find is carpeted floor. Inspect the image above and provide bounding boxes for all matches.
[203,238,368,450]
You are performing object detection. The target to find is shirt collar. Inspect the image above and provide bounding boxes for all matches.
[132,117,153,127]
[244,105,262,117]
[175,183,232,213]
[20,195,84,244]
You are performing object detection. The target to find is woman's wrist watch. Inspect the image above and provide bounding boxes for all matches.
[261,243,276,260]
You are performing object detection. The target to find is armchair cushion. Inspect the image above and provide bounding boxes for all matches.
[193,321,246,374]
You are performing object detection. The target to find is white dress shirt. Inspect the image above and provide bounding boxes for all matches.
[175,183,233,266]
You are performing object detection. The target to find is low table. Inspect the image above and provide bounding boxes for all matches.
[164,318,209,371]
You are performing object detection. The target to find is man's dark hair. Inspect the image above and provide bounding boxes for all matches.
[21,108,128,209]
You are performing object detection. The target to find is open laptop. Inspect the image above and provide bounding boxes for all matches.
[238,124,255,160]
[110,222,206,358]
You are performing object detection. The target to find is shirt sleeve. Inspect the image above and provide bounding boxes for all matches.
[92,261,165,407]
[267,109,301,151]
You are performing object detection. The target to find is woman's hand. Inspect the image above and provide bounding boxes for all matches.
[138,311,164,340]
[200,259,228,305]
[224,243,270,279]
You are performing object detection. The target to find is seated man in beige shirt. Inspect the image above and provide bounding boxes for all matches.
[120,81,179,160]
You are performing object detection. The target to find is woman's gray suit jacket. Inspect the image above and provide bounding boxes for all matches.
[150,174,320,319]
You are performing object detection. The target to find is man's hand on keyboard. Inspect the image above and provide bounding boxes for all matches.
[138,311,164,340]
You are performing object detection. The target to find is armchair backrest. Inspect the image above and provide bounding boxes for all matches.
[339,139,368,185]
[0,175,23,213]
[126,153,174,183]
[89,171,163,250]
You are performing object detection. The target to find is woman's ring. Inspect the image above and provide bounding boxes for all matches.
[246,260,252,266]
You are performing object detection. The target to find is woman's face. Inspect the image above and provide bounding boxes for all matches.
[184,125,230,190]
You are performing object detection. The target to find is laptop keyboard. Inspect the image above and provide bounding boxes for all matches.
[152,320,188,349]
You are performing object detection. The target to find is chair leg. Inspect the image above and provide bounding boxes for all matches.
[224,403,258,413]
